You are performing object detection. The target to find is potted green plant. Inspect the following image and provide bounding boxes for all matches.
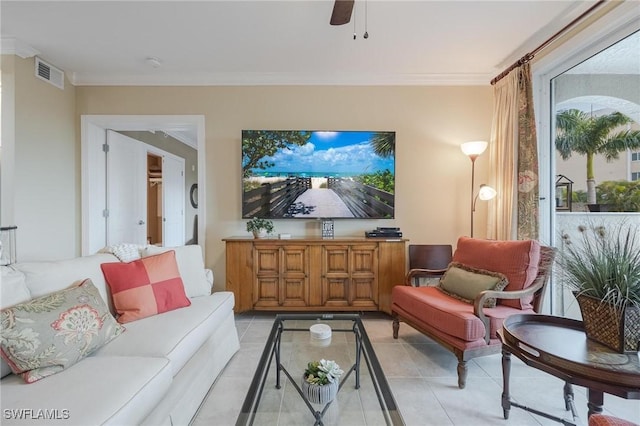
[559,222,640,352]
[246,217,274,238]
[302,359,344,404]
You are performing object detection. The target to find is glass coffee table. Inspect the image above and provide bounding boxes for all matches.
[236,313,405,426]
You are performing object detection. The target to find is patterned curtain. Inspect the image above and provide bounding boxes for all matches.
[516,63,539,240]
[488,63,539,240]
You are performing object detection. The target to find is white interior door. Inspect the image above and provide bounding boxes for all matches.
[162,154,185,246]
[106,130,147,246]
[84,123,108,254]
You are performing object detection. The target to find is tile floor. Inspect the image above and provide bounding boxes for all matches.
[192,312,640,426]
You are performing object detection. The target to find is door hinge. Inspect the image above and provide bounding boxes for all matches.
[102,143,109,153]
[181,171,184,176]
[102,209,109,218]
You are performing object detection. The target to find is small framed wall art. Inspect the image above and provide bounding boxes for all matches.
[321,219,334,239]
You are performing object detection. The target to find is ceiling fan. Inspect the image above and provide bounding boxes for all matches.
[330,0,355,25]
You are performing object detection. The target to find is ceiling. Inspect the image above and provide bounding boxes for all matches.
[0,0,604,86]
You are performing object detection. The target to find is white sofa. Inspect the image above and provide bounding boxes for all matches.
[0,245,240,426]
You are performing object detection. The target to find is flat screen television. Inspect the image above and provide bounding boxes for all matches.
[242,130,395,219]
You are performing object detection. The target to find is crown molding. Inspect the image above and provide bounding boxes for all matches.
[0,39,40,59]
[71,71,493,87]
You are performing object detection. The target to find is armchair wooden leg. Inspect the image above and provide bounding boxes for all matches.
[392,318,399,339]
[457,360,468,389]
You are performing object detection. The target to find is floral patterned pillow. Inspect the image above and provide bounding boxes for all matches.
[0,279,125,383]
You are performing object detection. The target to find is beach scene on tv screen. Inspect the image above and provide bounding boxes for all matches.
[242,130,395,219]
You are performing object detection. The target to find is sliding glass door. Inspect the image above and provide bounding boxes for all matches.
[533,5,639,316]
[550,30,640,318]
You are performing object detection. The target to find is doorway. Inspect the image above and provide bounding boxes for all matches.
[147,153,163,245]
[81,115,205,256]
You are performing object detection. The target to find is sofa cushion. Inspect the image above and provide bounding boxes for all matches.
[439,262,508,308]
[0,279,125,383]
[452,237,541,309]
[0,267,31,309]
[143,245,212,298]
[392,285,528,341]
[13,253,119,311]
[0,267,31,379]
[393,285,485,341]
[101,250,191,324]
[91,291,235,376]
[0,356,172,426]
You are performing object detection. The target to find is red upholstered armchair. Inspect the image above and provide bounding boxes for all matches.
[392,237,555,389]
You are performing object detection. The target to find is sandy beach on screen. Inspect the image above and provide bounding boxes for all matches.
[247,176,328,189]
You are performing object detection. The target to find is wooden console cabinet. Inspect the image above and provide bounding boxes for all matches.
[224,237,406,314]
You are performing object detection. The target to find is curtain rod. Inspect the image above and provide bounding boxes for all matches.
[490,0,607,85]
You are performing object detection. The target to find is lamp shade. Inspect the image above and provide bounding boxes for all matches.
[478,184,497,201]
[460,141,488,157]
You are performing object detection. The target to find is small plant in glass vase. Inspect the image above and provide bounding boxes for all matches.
[302,359,344,404]
[246,217,274,238]
[559,221,640,353]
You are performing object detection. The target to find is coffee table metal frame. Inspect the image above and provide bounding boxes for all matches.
[236,313,404,426]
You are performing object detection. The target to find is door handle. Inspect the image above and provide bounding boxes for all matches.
[138,220,146,225]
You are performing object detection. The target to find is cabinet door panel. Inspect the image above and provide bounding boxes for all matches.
[352,278,378,307]
[254,277,280,307]
[350,245,378,307]
[322,246,350,307]
[322,277,350,307]
[281,245,308,307]
[282,245,307,274]
[351,245,377,274]
[324,246,349,274]
[255,247,279,275]
[281,278,308,307]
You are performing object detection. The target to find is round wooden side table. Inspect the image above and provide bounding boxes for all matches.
[498,314,640,425]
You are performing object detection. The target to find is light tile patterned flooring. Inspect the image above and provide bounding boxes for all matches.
[192,312,640,426]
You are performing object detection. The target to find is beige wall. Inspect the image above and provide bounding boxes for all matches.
[1,55,16,227]
[76,85,493,290]
[2,57,494,287]
[1,55,77,261]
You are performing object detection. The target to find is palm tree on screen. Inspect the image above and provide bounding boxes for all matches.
[370,132,395,158]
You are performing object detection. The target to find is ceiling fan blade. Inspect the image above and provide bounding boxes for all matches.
[330,0,355,26]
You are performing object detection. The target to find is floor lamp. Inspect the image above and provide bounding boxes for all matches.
[472,184,497,237]
[460,141,496,237]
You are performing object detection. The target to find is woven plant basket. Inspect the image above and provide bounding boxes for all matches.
[576,293,640,353]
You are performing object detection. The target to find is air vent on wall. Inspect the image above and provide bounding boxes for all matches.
[35,57,64,89]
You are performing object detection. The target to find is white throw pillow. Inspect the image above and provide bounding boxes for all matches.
[142,245,211,298]
[98,243,146,262]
